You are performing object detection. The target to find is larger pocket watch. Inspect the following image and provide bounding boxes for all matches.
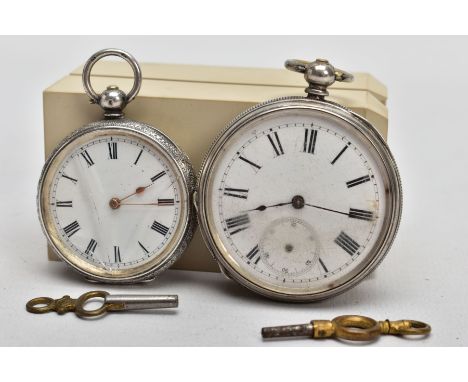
[38,49,196,283]
[196,58,402,301]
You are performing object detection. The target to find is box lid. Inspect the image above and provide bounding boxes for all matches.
[46,75,387,121]
[69,61,387,104]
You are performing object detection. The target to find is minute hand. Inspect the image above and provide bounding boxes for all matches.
[305,203,350,217]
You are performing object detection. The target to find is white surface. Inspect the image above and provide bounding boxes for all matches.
[0,36,466,346]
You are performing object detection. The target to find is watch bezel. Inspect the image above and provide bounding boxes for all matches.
[37,118,196,284]
[197,96,402,302]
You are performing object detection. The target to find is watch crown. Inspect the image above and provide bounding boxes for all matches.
[99,85,127,118]
[285,58,354,99]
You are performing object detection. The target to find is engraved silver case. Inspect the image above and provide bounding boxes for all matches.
[196,96,402,302]
[38,118,196,284]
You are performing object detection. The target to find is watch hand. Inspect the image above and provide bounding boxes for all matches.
[246,194,309,212]
[119,202,174,206]
[246,193,374,219]
[119,185,151,202]
[109,184,151,209]
[305,203,376,220]
[304,203,349,216]
[245,201,292,212]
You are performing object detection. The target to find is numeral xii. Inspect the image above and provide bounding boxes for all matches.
[303,128,317,154]
[108,142,118,159]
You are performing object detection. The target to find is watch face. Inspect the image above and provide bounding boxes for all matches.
[39,125,190,281]
[200,101,401,300]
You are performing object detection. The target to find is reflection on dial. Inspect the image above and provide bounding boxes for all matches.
[49,134,182,270]
[208,109,388,293]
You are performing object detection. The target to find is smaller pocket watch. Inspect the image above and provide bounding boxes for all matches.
[196,58,402,302]
[38,49,196,283]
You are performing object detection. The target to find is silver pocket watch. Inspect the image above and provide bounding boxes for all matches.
[38,49,196,283]
[196,58,402,302]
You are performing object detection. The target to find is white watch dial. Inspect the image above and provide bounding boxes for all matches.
[41,130,188,277]
[205,108,394,296]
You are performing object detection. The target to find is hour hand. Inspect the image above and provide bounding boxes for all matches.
[109,185,151,209]
[246,201,292,212]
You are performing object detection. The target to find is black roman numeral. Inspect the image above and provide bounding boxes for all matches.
[151,171,166,183]
[335,231,360,256]
[62,174,78,184]
[151,220,169,236]
[134,149,143,165]
[225,214,250,235]
[84,239,97,255]
[138,241,149,254]
[239,155,262,171]
[349,208,374,221]
[303,128,317,154]
[63,220,80,238]
[157,198,175,206]
[267,131,284,156]
[56,201,72,207]
[346,175,371,188]
[108,142,118,159]
[319,258,329,273]
[224,187,249,199]
[114,246,121,262]
[246,244,260,264]
[80,150,94,167]
[331,144,349,165]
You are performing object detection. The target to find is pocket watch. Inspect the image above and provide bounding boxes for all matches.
[38,49,196,283]
[196,58,402,301]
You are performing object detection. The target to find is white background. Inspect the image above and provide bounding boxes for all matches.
[0,36,467,346]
